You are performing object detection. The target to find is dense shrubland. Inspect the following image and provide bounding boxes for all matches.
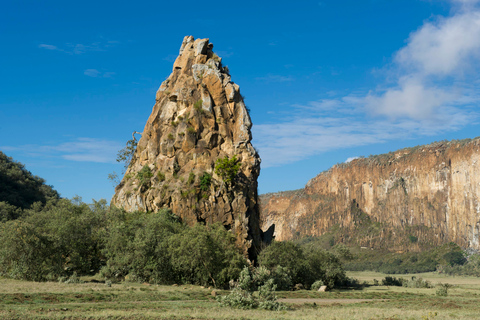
[296,232,479,276]
[0,195,348,291]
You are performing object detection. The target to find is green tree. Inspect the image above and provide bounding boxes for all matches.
[169,223,246,287]
[116,138,138,171]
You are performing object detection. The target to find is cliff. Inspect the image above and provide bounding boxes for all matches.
[111,36,262,260]
[260,139,480,251]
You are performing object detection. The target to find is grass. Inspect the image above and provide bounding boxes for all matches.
[1,272,480,319]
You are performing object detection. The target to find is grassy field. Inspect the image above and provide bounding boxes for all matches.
[1,272,480,319]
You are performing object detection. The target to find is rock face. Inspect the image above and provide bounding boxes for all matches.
[260,139,480,251]
[112,36,262,260]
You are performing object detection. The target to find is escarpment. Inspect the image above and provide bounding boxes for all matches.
[260,139,480,251]
[111,36,262,260]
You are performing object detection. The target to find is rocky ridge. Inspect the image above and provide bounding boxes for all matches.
[112,36,262,260]
[260,139,480,251]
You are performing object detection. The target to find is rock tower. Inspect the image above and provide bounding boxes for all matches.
[112,36,263,260]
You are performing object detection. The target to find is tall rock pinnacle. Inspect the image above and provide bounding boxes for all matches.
[112,36,263,260]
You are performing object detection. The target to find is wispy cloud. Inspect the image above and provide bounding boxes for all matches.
[84,69,115,78]
[255,74,294,83]
[254,1,480,168]
[38,40,119,55]
[1,138,122,164]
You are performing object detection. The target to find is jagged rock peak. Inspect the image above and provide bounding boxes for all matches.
[111,36,263,261]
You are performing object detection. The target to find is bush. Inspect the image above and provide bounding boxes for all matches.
[215,155,241,185]
[136,165,153,187]
[0,198,106,281]
[168,223,246,287]
[382,276,405,286]
[199,172,212,192]
[436,283,452,296]
[217,266,286,311]
[443,251,466,266]
[259,240,346,289]
[100,209,181,284]
[216,287,257,309]
[311,280,324,291]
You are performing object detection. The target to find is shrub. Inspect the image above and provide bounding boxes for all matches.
[167,133,174,141]
[187,127,196,135]
[168,223,246,287]
[217,266,286,311]
[436,283,451,296]
[443,251,466,266]
[0,198,106,281]
[199,172,212,192]
[100,209,183,284]
[194,99,203,109]
[216,287,257,309]
[311,280,325,291]
[136,165,153,187]
[215,155,241,185]
[156,171,165,182]
[382,276,405,286]
[187,172,195,185]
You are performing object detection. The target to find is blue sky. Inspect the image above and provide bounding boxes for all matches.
[2,0,480,202]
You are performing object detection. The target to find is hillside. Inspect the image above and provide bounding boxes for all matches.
[0,151,59,221]
[260,138,480,252]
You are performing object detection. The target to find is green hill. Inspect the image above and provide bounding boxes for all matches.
[0,151,59,220]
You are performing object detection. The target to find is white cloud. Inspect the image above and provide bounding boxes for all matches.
[365,77,456,119]
[1,138,122,164]
[254,91,474,167]
[395,12,480,76]
[255,74,294,83]
[84,69,115,78]
[84,69,100,77]
[367,5,480,120]
[38,40,119,55]
[38,44,59,51]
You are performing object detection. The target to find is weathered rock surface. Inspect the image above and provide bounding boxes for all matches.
[260,139,480,251]
[112,36,262,260]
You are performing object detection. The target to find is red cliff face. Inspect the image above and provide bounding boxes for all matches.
[260,139,480,251]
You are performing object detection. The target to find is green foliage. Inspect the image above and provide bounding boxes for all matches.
[443,250,466,266]
[408,235,418,243]
[187,172,196,185]
[168,223,246,287]
[136,165,153,187]
[382,276,405,286]
[436,283,452,296]
[116,139,137,171]
[167,133,174,141]
[259,240,346,289]
[440,252,480,276]
[194,99,203,110]
[0,198,106,281]
[215,155,241,185]
[311,280,324,291]
[0,151,59,221]
[107,171,120,187]
[200,172,212,192]
[402,276,433,288]
[217,266,286,311]
[187,126,196,135]
[100,209,183,284]
[156,171,165,182]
